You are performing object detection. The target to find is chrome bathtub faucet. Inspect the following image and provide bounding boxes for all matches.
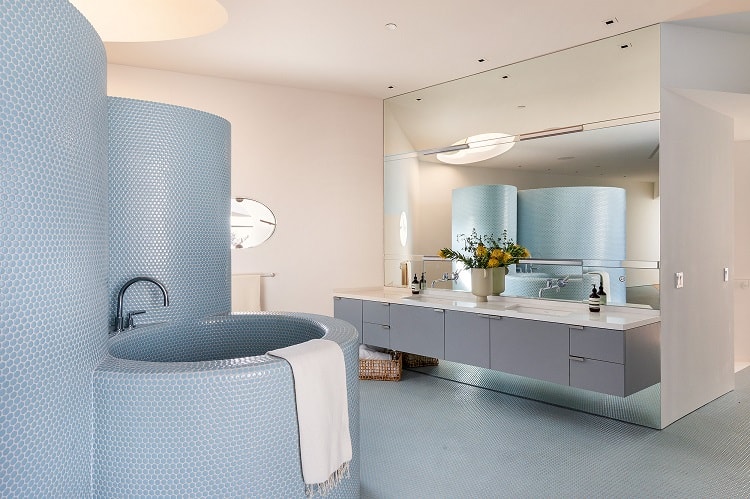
[114,277,169,332]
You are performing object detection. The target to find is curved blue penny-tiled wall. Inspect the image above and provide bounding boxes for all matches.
[518,186,626,303]
[518,186,626,260]
[108,97,231,327]
[5,4,359,498]
[1,1,108,496]
[452,185,518,290]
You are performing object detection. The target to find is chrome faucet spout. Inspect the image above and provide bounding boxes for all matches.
[431,268,462,288]
[114,277,169,332]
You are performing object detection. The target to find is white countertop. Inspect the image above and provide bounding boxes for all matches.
[333,287,660,331]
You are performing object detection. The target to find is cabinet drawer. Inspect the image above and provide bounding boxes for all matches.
[363,300,390,325]
[570,357,625,397]
[569,327,624,364]
[362,322,390,349]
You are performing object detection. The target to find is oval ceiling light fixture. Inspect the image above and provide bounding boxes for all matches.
[69,0,228,42]
[436,132,516,165]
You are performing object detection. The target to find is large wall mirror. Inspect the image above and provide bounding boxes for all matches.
[384,25,661,309]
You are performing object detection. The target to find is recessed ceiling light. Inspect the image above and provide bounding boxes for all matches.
[416,98,422,101]
[387,85,394,89]
[385,23,398,30]
[502,75,510,79]
[604,18,618,26]
[557,156,575,160]
[478,58,486,63]
[517,105,526,109]
[517,165,523,168]
[620,43,632,49]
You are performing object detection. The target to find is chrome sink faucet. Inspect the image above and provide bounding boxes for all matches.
[114,277,169,332]
[432,269,462,288]
[538,276,570,298]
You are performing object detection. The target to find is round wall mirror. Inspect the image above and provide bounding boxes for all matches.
[231,197,276,248]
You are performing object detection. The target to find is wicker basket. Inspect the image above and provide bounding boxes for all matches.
[401,352,439,368]
[359,351,402,381]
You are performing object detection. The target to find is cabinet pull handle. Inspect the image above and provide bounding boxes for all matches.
[382,325,390,330]
[478,314,492,319]
[334,297,341,300]
[382,303,389,306]
[490,316,503,320]
[433,309,444,313]
[569,325,584,330]
[569,356,585,362]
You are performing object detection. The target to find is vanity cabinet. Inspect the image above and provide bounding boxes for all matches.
[569,323,660,397]
[389,303,445,359]
[334,292,660,398]
[333,297,362,343]
[362,301,391,349]
[490,317,570,385]
[445,310,490,368]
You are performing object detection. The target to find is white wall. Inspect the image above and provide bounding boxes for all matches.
[660,22,742,427]
[107,65,384,315]
[734,140,750,364]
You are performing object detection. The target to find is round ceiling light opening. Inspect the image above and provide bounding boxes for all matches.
[436,132,516,165]
[70,0,228,42]
[385,23,398,30]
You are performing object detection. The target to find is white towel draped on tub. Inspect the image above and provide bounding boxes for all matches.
[268,339,352,497]
[231,274,261,312]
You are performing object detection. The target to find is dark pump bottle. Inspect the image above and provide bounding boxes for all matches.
[419,272,426,291]
[411,274,420,294]
[588,285,600,312]
[597,283,607,306]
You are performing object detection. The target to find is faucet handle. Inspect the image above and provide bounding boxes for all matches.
[126,310,146,329]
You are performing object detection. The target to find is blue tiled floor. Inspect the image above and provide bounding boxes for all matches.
[360,367,750,498]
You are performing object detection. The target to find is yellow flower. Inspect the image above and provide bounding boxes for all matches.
[488,258,500,268]
[475,244,487,257]
[521,248,531,258]
[501,252,513,264]
[490,248,504,260]
[438,249,448,259]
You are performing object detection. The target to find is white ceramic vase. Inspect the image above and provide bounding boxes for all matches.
[470,268,493,302]
[491,267,508,296]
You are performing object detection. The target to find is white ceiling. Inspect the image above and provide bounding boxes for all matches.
[103,0,750,99]
[101,0,750,182]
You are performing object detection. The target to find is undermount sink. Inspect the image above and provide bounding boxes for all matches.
[504,304,572,317]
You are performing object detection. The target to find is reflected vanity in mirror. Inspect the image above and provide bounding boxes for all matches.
[384,25,661,310]
[231,197,277,248]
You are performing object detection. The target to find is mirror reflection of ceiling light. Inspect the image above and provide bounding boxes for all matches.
[436,132,516,165]
[69,0,228,42]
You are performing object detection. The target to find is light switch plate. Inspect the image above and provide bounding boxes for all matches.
[675,272,684,288]
[724,268,729,282]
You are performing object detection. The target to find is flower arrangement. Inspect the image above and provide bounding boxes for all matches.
[438,228,530,269]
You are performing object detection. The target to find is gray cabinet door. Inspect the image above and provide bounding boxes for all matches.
[362,322,391,349]
[389,304,445,359]
[569,357,625,397]
[490,317,569,385]
[445,310,490,368]
[333,297,362,343]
